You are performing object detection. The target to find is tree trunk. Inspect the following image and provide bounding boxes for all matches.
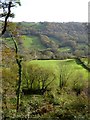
[11,35,22,112]
[16,60,22,112]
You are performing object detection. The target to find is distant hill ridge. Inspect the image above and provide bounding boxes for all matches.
[2,22,88,60]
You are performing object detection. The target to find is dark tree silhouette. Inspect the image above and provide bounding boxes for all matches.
[0,0,21,35]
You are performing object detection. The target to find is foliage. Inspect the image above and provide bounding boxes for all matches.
[59,63,72,89]
[22,63,55,94]
[2,22,88,59]
[1,17,89,119]
[72,72,86,96]
[1,59,89,119]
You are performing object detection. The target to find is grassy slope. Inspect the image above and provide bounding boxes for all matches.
[4,34,72,52]
[3,33,87,54]
[4,35,46,50]
[22,35,72,52]
[26,59,88,92]
[22,35,46,50]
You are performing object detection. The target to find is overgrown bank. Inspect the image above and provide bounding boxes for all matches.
[2,59,89,119]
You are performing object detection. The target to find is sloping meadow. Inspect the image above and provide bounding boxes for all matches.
[22,59,88,95]
[20,59,89,119]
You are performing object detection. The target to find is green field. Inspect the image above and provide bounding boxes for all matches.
[27,59,88,78]
[22,35,46,49]
[21,59,89,119]
[24,59,88,92]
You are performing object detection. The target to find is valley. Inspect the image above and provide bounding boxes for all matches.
[1,22,90,119]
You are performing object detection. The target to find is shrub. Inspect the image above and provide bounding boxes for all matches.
[71,73,85,96]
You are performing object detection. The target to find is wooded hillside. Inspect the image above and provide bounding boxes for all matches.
[2,22,88,60]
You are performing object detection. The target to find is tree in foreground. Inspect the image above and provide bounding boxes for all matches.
[0,0,21,35]
[0,0,22,113]
[7,22,23,112]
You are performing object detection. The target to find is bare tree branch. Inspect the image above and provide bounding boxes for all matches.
[2,2,12,35]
